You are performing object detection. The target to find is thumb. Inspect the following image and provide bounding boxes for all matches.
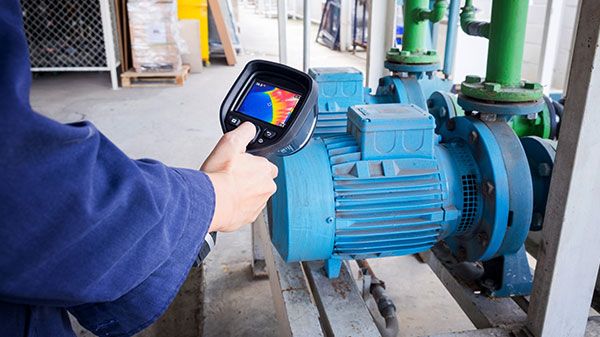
[203,122,257,170]
[221,122,256,154]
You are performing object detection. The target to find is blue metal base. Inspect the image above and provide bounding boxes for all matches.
[325,258,342,278]
[481,245,533,297]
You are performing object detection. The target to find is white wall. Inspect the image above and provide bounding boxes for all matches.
[523,0,547,82]
[550,0,579,90]
[450,0,492,85]
[524,0,580,90]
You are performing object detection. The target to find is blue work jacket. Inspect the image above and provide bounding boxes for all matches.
[0,1,215,336]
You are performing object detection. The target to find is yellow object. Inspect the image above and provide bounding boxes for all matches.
[177,0,210,63]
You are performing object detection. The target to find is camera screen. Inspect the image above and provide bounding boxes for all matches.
[237,80,301,128]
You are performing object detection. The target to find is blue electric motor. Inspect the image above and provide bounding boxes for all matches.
[270,102,549,297]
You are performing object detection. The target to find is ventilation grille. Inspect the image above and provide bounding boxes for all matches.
[458,174,478,233]
[444,142,482,234]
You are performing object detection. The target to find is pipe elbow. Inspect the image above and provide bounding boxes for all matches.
[418,0,448,23]
[430,0,448,23]
[460,5,489,38]
[459,8,473,32]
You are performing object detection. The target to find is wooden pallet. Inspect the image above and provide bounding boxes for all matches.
[120,65,190,88]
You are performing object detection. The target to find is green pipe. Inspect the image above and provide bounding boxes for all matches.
[402,0,448,52]
[459,0,489,38]
[402,0,430,52]
[486,0,529,86]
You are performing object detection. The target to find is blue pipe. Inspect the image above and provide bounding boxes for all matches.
[443,0,460,78]
[429,0,439,49]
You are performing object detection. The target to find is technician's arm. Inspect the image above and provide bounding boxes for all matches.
[0,1,276,335]
[68,124,277,336]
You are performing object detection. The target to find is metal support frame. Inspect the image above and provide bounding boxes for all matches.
[257,1,600,336]
[425,245,527,329]
[99,0,119,90]
[251,221,267,278]
[277,0,288,64]
[255,212,324,337]
[256,212,380,336]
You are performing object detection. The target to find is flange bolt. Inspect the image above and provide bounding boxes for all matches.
[469,131,479,144]
[446,118,456,131]
[481,278,496,290]
[484,82,501,92]
[538,163,552,177]
[523,81,541,90]
[465,75,482,84]
[483,181,495,196]
[531,212,544,231]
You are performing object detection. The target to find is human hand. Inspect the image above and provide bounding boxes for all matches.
[202,122,278,232]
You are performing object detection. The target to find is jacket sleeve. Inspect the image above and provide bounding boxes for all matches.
[0,0,214,319]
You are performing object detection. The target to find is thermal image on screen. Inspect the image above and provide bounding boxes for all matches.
[237,80,301,127]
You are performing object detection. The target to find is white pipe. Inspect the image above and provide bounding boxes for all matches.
[303,0,310,71]
[278,0,288,64]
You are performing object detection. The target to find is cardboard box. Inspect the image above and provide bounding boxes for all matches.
[128,0,183,72]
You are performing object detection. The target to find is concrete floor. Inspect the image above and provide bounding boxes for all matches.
[31,6,475,337]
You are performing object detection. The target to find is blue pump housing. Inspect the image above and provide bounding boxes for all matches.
[308,67,452,138]
[367,71,452,110]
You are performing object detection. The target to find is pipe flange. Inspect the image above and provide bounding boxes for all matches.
[383,61,440,74]
[520,137,556,231]
[457,93,545,116]
[427,91,464,133]
[386,48,440,65]
[509,95,556,139]
[460,75,543,103]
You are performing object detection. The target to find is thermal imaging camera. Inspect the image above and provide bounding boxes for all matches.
[220,59,318,157]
